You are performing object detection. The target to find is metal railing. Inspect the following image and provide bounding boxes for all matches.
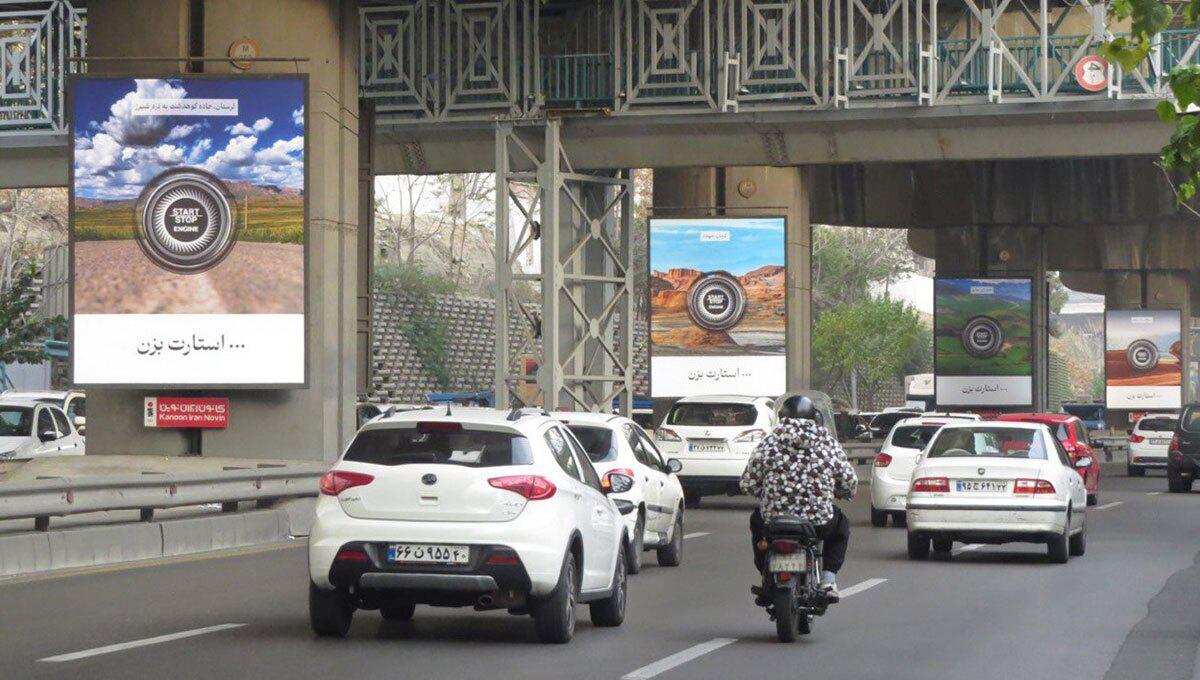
[0,0,86,137]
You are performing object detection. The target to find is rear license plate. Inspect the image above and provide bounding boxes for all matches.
[1151,438,1171,445]
[688,441,726,453]
[386,544,470,564]
[769,553,807,573]
[955,480,1009,493]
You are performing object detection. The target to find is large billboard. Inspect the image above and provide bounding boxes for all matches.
[649,217,786,397]
[71,76,306,387]
[934,278,1033,407]
[1105,309,1182,409]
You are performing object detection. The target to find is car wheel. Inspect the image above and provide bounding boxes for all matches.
[684,490,701,509]
[626,510,644,575]
[1047,513,1070,564]
[932,538,953,554]
[870,506,888,527]
[1128,465,1145,477]
[907,532,930,560]
[532,552,578,644]
[657,509,684,567]
[309,583,354,637]
[1168,475,1191,493]
[772,587,798,643]
[1087,493,1098,507]
[379,601,415,622]
[589,543,627,627]
[1069,518,1087,557]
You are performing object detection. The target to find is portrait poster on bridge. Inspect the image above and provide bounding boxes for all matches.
[934,278,1033,407]
[1104,309,1182,409]
[649,217,787,397]
[69,75,307,387]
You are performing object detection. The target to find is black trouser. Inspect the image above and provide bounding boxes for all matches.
[750,506,850,574]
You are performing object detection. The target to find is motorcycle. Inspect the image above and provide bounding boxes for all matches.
[755,514,831,642]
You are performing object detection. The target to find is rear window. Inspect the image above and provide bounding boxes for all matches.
[565,425,617,463]
[1139,417,1178,432]
[0,406,31,437]
[927,427,1047,460]
[344,427,533,467]
[666,403,757,427]
[889,425,941,450]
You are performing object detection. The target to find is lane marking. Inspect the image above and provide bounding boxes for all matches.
[622,638,737,679]
[40,624,245,663]
[952,543,984,555]
[1094,501,1123,510]
[839,577,888,597]
[683,532,710,539]
[1148,492,1163,496]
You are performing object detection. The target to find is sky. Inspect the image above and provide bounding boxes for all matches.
[73,78,305,200]
[1106,309,1180,349]
[649,217,785,274]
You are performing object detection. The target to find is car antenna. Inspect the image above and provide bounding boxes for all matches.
[445,401,453,417]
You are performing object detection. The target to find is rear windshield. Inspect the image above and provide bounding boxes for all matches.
[666,403,757,427]
[1139,417,1178,432]
[566,425,617,463]
[0,406,32,437]
[927,427,1047,460]
[889,425,941,450]
[344,427,533,467]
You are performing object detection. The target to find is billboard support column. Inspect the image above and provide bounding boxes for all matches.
[1033,228,1048,412]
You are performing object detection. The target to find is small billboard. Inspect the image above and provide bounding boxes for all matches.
[934,278,1034,407]
[1104,309,1182,409]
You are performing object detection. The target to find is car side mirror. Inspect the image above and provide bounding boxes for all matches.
[39,429,58,443]
[1074,457,1093,469]
[666,458,682,474]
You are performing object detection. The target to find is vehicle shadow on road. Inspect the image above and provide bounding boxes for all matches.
[926,550,1064,566]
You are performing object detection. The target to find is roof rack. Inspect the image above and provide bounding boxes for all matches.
[506,406,550,421]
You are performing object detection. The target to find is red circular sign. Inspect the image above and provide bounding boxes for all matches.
[1074,56,1109,92]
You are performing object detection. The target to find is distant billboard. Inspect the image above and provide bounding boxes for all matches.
[649,217,786,397]
[70,75,307,387]
[1105,309,1182,409]
[934,278,1033,407]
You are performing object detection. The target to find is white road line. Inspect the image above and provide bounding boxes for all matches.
[622,638,737,679]
[839,577,888,598]
[40,624,245,663]
[1148,492,1164,496]
[952,543,984,555]
[1094,501,1124,510]
[683,532,710,539]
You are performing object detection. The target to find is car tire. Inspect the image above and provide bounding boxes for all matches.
[309,583,354,638]
[1069,518,1087,557]
[1047,513,1070,564]
[1168,475,1191,493]
[932,538,953,554]
[684,490,702,509]
[892,511,907,528]
[870,506,888,527]
[532,552,578,644]
[1087,493,1098,507]
[379,601,415,622]
[1128,465,1145,478]
[626,510,644,575]
[590,543,627,627]
[772,587,798,643]
[907,532,930,560]
[657,509,684,567]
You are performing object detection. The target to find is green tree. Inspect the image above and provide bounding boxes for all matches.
[0,265,60,366]
[812,225,920,309]
[813,297,925,406]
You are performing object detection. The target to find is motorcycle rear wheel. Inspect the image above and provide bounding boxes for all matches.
[772,587,799,643]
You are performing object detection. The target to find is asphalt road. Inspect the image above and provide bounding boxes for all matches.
[2,474,1198,680]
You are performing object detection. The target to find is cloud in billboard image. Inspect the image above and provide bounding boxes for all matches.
[73,77,304,315]
[934,278,1032,406]
[1105,309,1181,409]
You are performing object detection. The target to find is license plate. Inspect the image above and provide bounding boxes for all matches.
[769,553,807,573]
[1151,438,1171,445]
[688,441,726,453]
[386,543,470,564]
[955,480,1009,493]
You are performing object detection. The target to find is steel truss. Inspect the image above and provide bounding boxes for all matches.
[494,120,635,414]
[0,0,85,136]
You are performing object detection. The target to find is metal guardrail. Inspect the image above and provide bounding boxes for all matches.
[0,461,325,531]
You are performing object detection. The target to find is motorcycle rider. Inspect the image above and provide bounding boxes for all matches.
[740,395,857,601]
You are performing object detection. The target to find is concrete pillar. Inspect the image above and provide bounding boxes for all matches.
[83,0,359,461]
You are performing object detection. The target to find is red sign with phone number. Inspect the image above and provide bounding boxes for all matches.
[144,397,229,428]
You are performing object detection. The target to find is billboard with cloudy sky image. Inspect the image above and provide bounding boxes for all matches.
[71,76,306,386]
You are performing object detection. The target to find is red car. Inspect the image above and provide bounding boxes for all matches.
[997,413,1101,506]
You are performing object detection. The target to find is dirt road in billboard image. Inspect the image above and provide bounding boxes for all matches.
[1105,346,1182,386]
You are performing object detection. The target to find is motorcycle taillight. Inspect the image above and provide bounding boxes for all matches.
[771,539,799,554]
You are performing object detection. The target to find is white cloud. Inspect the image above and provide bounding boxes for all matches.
[185,138,212,164]
[252,117,273,133]
[202,135,259,176]
[226,122,255,136]
[165,124,199,141]
[225,117,273,136]
[99,79,188,147]
[254,135,303,166]
[292,106,304,126]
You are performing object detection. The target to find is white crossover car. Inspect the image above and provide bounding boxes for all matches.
[554,412,685,573]
[1127,413,1178,476]
[869,413,980,527]
[4,390,86,435]
[906,421,1090,563]
[654,395,777,507]
[0,400,86,459]
[309,407,628,643]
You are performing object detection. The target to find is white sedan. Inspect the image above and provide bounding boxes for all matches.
[554,412,686,573]
[309,407,628,643]
[906,421,1090,563]
[0,400,86,459]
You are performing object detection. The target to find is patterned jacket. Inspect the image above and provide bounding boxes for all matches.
[739,418,858,525]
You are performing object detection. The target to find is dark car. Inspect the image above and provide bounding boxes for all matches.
[1168,404,1200,493]
[868,409,923,440]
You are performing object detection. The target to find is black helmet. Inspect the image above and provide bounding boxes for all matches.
[779,395,822,425]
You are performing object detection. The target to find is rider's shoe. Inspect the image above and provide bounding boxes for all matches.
[820,571,840,603]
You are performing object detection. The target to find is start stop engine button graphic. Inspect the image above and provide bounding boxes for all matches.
[1126,339,1160,372]
[687,272,748,332]
[135,168,237,274]
[961,315,1004,359]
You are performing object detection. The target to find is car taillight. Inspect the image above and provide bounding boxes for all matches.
[334,547,370,562]
[1013,479,1056,494]
[488,475,557,500]
[771,539,799,554]
[485,552,520,566]
[733,428,767,443]
[601,468,636,493]
[874,453,893,468]
[320,470,375,496]
[1129,434,1145,444]
[1170,434,1181,452]
[656,428,682,442]
[911,477,949,493]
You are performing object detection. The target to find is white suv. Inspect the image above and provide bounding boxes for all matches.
[653,395,777,507]
[554,412,686,573]
[1128,413,1179,476]
[870,413,980,527]
[308,407,628,643]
